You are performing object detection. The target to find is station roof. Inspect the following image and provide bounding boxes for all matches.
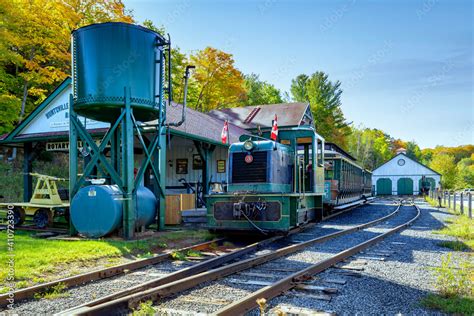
[373,152,441,176]
[208,102,313,130]
[0,77,247,147]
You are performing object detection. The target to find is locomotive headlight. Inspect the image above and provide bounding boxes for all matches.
[243,140,254,151]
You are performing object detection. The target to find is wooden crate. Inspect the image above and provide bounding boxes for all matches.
[165,194,196,225]
[180,194,195,211]
[165,195,181,225]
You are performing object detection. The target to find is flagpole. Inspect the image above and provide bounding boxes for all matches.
[226,119,229,145]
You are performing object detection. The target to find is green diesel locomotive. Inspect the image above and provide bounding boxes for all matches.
[207,126,326,233]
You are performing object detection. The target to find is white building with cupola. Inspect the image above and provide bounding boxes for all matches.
[372,148,441,196]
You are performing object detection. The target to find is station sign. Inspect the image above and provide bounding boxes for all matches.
[46,140,108,153]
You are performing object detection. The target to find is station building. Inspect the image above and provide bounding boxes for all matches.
[372,148,441,195]
[0,77,314,225]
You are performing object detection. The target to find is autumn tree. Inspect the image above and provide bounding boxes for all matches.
[0,0,133,135]
[290,72,351,148]
[244,73,283,106]
[189,47,246,112]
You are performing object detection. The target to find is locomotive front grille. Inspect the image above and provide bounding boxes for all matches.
[231,151,267,183]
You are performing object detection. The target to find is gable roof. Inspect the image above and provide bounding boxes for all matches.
[1,77,73,144]
[0,78,248,147]
[373,152,441,175]
[208,102,312,129]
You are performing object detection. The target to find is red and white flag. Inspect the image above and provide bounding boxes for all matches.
[221,120,229,144]
[270,114,278,140]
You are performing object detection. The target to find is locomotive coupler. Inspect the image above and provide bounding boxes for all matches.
[233,202,247,219]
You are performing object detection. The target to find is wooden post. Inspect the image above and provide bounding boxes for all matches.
[453,193,457,212]
[443,191,446,206]
[448,192,451,209]
[468,193,472,219]
[23,142,33,202]
[460,192,464,215]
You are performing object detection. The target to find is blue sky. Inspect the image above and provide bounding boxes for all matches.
[124,0,473,148]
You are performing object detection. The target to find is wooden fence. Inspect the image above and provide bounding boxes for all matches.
[429,189,472,219]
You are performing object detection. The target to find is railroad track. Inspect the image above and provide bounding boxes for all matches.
[216,201,420,315]
[56,199,409,315]
[2,220,314,312]
[0,238,230,307]
[0,224,68,234]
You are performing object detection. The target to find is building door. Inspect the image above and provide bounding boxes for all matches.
[419,177,436,191]
[397,178,414,195]
[376,178,392,195]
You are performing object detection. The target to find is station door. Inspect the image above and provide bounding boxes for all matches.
[376,178,392,195]
[397,178,414,195]
[419,177,436,191]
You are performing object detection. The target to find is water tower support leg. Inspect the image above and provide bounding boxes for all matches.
[122,88,136,239]
[158,126,167,230]
[69,94,78,235]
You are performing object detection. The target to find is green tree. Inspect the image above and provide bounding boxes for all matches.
[405,141,422,161]
[429,154,457,189]
[244,73,283,106]
[347,126,392,170]
[290,71,351,148]
[290,74,309,102]
[456,156,474,188]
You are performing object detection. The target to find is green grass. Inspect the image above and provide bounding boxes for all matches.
[435,215,474,250]
[131,300,155,316]
[186,249,203,257]
[170,251,187,261]
[0,229,214,289]
[421,252,474,315]
[438,240,470,251]
[34,282,69,300]
[423,198,474,314]
[421,294,474,314]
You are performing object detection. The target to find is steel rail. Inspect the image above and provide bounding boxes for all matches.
[69,202,403,315]
[0,225,68,234]
[0,238,225,307]
[215,203,421,315]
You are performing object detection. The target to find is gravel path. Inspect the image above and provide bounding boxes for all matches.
[264,200,470,315]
